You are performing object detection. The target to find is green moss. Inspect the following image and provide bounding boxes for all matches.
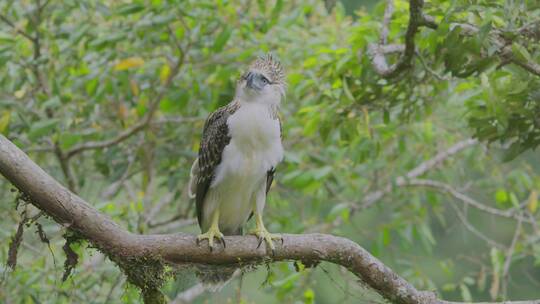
[115,255,169,304]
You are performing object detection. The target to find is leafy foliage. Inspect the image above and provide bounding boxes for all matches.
[1,0,540,303]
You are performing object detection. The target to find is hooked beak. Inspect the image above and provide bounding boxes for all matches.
[245,72,256,90]
[245,72,265,91]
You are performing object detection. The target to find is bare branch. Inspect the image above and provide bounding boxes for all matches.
[380,0,395,45]
[448,202,506,250]
[4,136,537,304]
[361,139,478,209]
[402,179,533,224]
[502,215,522,298]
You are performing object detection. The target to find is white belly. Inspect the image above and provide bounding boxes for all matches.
[202,103,283,233]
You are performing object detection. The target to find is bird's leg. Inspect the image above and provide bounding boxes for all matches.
[196,209,225,250]
[249,212,282,252]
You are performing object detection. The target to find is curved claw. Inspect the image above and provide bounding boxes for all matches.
[219,236,226,248]
[196,227,225,251]
[250,228,282,252]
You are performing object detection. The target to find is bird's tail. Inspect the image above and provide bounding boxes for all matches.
[195,265,239,292]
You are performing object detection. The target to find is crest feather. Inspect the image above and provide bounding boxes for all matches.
[248,53,286,85]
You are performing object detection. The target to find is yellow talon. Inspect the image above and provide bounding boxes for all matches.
[197,210,225,250]
[249,213,282,251]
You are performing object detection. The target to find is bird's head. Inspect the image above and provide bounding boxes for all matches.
[236,54,286,105]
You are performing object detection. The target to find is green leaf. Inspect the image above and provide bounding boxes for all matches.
[303,288,315,304]
[0,111,11,134]
[327,203,349,221]
[270,0,284,24]
[511,43,532,63]
[460,284,472,302]
[115,3,145,15]
[28,119,59,140]
[495,189,508,204]
[213,27,232,52]
[42,96,61,110]
[60,133,83,150]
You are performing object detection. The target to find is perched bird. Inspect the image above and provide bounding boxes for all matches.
[188,54,286,254]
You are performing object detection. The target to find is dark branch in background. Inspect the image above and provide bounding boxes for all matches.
[367,0,437,78]
[1,135,539,304]
[368,0,540,79]
[0,14,36,42]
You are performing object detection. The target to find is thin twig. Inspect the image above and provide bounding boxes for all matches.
[402,179,533,224]
[0,14,36,42]
[361,139,478,209]
[380,0,395,45]
[449,203,506,250]
[502,215,522,298]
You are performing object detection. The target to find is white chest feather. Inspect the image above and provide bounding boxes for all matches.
[204,102,283,231]
[212,102,283,186]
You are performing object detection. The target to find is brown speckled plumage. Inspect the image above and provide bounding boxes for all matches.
[195,101,240,227]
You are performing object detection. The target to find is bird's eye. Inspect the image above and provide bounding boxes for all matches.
[261,76,270,84]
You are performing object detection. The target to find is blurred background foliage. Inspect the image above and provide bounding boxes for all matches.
[0,0,539,303]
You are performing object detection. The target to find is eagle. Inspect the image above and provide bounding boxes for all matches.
[188,54,285,253]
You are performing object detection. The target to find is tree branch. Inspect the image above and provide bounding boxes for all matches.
[502,215,522,298]
[0,14,37,43]
[361,139,478,209]
[370,2,540,79]
[448,200,506,250]
[402,179,533,224]
[368,0,437,78]
[0,135,538,303]
[1,135,439,303]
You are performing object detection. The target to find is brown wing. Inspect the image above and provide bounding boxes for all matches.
[195,102,240,228]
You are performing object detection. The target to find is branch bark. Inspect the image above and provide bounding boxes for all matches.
[368,0,437,78]
[0,134,538,304]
